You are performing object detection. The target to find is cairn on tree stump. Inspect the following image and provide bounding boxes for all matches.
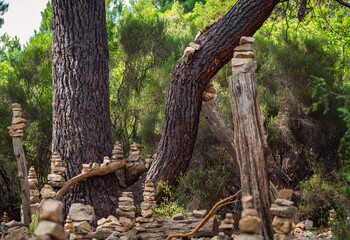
[28,166,40,215]
[135,180,159,232]
[116,192,136,231]
[48,152,66,189]
[2,212,9,224]
[112,141,127,187]
[271,190,296,240]
[33,199,68,240]
[236,195,263,240]
[68,203,95,240]
[8,103,26,137]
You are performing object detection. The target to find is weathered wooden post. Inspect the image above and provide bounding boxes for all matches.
[228,37,273,239]
[7,103,31,227]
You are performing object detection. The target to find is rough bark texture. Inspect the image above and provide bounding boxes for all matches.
[202,99,237,163]
[52,0,120,219]
[202,99,278,201]
[12,137,31,227]
[229,73,273,240]
[147,0,280,189]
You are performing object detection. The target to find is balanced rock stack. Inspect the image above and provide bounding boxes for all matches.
[2,212,9,224]
[69,203,95,240]
[7,103,26,137]
[135,180,158,232]
[232,36,257,75]
[236,195,263,240]
[112,141,127,187]
[328,209,339,229]
[33,199,68,240]
[144,154,155,169]
[202,84,217,102]
[48,152,66,188]
[116,192,136,231]
[101,156,111,168]
[125,143,146,185]
[95,215,124,237]
[28,166,40,214]
[271,189,296,240]
[217,213,234,240]
[64,215,73,234]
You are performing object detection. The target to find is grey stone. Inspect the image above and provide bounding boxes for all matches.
[106,232,120,240]
[193,210,207,218]
[172,213,185,220]
[68,203,95,221]
[34,220,68,240]
[270,204,296,218]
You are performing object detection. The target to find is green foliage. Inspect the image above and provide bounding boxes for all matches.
[154,181,187,219]
[29,212,39,235]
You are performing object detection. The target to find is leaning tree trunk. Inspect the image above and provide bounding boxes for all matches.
[52,0,120,218]
[147,0,280,190]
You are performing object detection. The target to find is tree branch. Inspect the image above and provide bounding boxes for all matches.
[334,0,350,8]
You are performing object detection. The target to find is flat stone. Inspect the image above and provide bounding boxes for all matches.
[30,196,40,204]
[242,208,258,217]
[39,199,64,223]
[12,111,22,117]
[234,43,254,52]
[189,42,201,50]
[141,201,156,210]
[232,59,257,74]
[275,199,293,206]
[193,210,207,218]
[119,216,134,227]
[73,221,91,234]
[232,58,251,67]
[118,205,136,212]
[233,51,255,59]
[144,187,155,192]
[143,196,155,202]
[11,103,21,108]
[277,189,293,200]
[172,213,185,220]
[40,185,56,198]
[48,181,64,188]
[93,229,113,240]
[270,204,296,218]
[12,117,27,124]
[240,37,255,45]
[239,215,262,234]
[69,203,95,221]
[11,123,26,130]
[119,196,133,202]
[128,154,140,162]
[241,195,253,209]
[130,150,140,155]
[118,201,134,206]
[272,216,293,234]
[141,208,154,218]
[116,208,135,219]
[143,191,155,197]
[136,217,154,223]
[121,192,133,197]
[48,174,65,182]
[34,220,68,240]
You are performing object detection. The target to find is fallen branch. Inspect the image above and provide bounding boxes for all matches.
[166,190,241,240]
[55,161,126,200]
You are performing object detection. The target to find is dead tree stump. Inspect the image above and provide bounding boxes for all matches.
[228,37,273,239]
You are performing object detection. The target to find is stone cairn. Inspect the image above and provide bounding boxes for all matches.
[48,152,66,189]
[82,161,99,174]
[271,189,296,240]
[96,215,124,238]
[33,199,68,240]
[144,154,155,169]
[64,215,73,234]
[129,142,141,162]
[236,195,263,240]
[69,203,95,240]
[328,209,339,229]
[40,183,57,199]
[7,103,26,137]
[135,179,158,232]
[217,213,234,240]
[112,141,127,187]
[1,212,9,224]
[231,36,257,75]
[116,192,136,231]
[28,166,40,215]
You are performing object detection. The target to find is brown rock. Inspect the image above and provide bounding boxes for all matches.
[141,208,154,218]
[11,103,21,108]
[277,189,293,200]
[11,123,26,130]
[272,216,293,234]
[68,203,95,221]
[193,210,207,218]
[242,208,258,217]
[172,213,185,220]
[189,42,201,50]
[276,199,293,206]
[73,221,91,234]
[39,199,64,223]
[12,117,27,124]
[274,233,292,240]
[116,208,135,219]
[239,37,255,45]
[270,204,296,218]
[233,51,255,59]
[34,220,68,240]
[48,174,65,182]
[239,215,262,234]
[241,195,253,210]
[234,44,254,52]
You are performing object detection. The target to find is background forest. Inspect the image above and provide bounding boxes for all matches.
[0,0,349,235]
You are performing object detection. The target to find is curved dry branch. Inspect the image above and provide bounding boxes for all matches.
[55,161,126,201]
[166,190,241,240]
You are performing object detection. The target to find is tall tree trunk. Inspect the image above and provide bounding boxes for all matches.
[229,73,273,240]
[52,0,120,219]
[147,0,280,188]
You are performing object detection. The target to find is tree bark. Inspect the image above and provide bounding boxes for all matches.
[12,137,31,227]
[229,73,273,240]
[147,0,280,189]
[202,99,278,201]
[52,0,120,219]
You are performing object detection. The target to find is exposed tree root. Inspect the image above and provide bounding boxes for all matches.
[166,190,241,240]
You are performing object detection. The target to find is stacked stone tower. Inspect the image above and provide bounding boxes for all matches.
[218,213,234,239]
[28,166,40,215]
[236,195,263,240]
[116,192,136,231]
[2,212,9,224]
[8,103,26,137]
[270,190,296,240]
[112,141,126,187]
[69,203,95,240]
[48,152,66,189]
